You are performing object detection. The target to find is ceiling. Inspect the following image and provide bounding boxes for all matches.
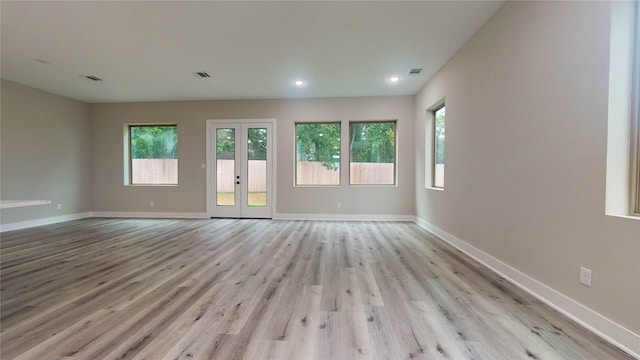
[1,1,503,104]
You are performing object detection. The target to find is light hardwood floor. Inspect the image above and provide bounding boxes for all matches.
[0,218,634,360]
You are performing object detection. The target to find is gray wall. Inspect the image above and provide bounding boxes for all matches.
[1,79,92,224]
[90,96,415,216]
[414,1,640,335]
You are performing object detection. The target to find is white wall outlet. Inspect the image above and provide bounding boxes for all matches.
[337,202,342,209]
[149,200,155,207]
[580,267,592,287]
[57,203,63,210]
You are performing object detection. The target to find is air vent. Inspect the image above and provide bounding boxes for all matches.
[195,71,211,78]
[408,68,422,75]
[83,75,103,81]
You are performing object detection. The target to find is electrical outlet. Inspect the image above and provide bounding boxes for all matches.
[580,267,592,287]
[57,203,63,210]
[149,201,155,207]
[337,202,342,209]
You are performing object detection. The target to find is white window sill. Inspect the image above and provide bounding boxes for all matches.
[0,200,51,209]
[426,187,444,192]
[605,213,640,221]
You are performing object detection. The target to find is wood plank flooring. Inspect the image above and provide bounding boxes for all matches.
[0,218,633,360]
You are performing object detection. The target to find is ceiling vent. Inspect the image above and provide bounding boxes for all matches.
[83,75,103,81]
[195,71,211,78]
[408,68,422,75]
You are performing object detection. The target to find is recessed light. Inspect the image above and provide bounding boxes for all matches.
[294,80,305,87]
[389,76,400,83]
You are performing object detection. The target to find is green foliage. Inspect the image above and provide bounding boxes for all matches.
[130,126,177,159]
[434,107,445,164]
[216,128,235,160]
[296,123,341,170]
[349,122,395,163]
[247,128,267,160]
[215,128,267,160]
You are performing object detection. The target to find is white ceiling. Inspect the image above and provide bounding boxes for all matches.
[1,1,503,103]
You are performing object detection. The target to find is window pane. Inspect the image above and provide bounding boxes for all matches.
[434,106,445,188]
[247,128,267,207]
[349,121,395,185]
[130,125,177,185]
[216,128,235,206]
[296,123,341,186]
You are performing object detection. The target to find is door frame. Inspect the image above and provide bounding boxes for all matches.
[206,119,277,218]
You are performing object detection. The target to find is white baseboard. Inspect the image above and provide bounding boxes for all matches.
[91,211,209,219]
[274,213,414,221]
[414,217,640,359]
[0,212,93,232]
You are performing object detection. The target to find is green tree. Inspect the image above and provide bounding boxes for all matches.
[296,123,341,170]
[215,127,267,160]
[247,128,267,160]
[349,122,395,163]
[131,126,177,159]
[216,128,235,160]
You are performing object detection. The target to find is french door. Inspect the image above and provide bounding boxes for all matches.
[207,120,273,218]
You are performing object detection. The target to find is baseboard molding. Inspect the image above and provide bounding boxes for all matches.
[0,211,408,231]
[414,217,640,359]
[91,211,209,219]
[274,213,414,221]
[0,212,93,233]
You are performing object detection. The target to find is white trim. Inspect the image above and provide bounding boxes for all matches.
[91,211,209,219]
[0,200,52,209]
[0,212,92,232]
[414,217,640,359]
[274,213,414,221]
[206,119,276,219]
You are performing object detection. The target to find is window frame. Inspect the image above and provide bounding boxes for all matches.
[294,121,342,187]
[432,103,446,189]
[631,0,640,215]
[126,124,178,186]
[426,98,446,190]
[348,120,397,186]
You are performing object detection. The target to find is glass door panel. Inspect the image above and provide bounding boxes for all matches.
[216,128,236,206]
[247,127,267,207]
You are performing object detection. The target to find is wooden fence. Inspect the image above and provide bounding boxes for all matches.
[132,159,396,188]
[349,162,395,185]
[132,159,177,184]
[216,160,266,192]
[297,161,394,185]
[296,161,340,185]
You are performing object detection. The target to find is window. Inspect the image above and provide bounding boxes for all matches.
[128,125,177,185]
[607,2,640,217]
[632,0,640,214]
[295,122,341,186]
[349,121,396,185]
[433,105,446,188]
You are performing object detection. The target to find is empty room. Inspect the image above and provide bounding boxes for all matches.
[1,1,639,359]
